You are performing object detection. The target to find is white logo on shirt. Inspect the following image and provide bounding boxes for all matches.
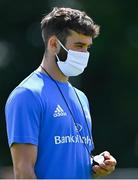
[74,123,83,132]
[53,104,67,117]
[54,135,92,146]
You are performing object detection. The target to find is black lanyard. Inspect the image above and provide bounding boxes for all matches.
[40,66,93,157]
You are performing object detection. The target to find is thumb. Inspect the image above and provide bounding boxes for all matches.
[101,151,110,159]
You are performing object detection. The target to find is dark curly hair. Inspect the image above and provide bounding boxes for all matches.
[41,7,100,48]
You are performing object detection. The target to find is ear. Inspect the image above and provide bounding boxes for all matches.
[47,36,60,54]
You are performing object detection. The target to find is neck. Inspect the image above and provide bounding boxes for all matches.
[38,54,69,82]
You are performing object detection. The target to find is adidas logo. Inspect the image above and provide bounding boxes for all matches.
[53,105,67,117]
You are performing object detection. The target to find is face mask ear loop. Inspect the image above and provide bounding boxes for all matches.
[55,39,68,62]
[55,54,60,62]
[57,40,68,52]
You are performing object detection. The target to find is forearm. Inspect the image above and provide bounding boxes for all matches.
[14,165,36,179]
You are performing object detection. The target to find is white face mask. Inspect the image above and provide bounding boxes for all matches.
[56,40,90,77]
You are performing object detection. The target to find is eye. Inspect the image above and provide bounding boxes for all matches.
[76,44,83,48]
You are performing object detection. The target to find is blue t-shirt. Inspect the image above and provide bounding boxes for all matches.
[5,71,94,179]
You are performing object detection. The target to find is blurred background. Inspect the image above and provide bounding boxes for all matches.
[0,0,138,178]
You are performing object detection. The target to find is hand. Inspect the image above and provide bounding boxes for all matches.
[92,151,117,178]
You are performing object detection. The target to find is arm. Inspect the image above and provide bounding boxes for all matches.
[11,144,37,179]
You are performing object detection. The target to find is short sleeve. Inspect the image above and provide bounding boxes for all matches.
[5,87,42,147]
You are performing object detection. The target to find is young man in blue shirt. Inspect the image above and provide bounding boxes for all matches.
[5,7,116,179]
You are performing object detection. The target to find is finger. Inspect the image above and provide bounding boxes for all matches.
[101,152,117,165]
[102,151,111,159]
[101,151,110,155]
[99,163,116,172]
[93,165,107,173]
[92,165,111,176]
[104,159,117,166]
[95,164,115,176]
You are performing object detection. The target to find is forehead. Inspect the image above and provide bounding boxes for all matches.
[66,30,92,45]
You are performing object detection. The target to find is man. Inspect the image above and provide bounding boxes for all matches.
[5,7,116,179]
